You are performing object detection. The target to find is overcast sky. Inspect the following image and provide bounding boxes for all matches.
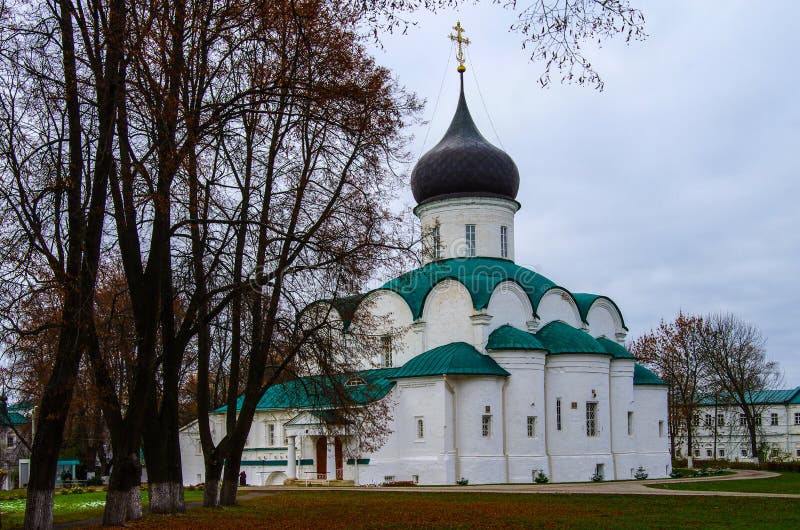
[370,1,800,386]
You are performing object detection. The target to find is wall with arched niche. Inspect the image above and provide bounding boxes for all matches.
[351,290,415,367]
[422,279,474,350]
[486,281,533,335]
[536,288,582,328]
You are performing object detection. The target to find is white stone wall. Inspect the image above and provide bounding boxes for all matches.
[415,197,519,262]
[609,360,636,478]
[632,385,672,478]
[489,350,549,482]
[545,354,613,482]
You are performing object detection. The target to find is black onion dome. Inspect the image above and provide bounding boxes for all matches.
[411,74,520,205]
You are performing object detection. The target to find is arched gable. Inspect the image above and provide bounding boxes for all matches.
[536,287,582,328]
[486,280,534,333]
[586,298,625,338]
[421,279,474,350]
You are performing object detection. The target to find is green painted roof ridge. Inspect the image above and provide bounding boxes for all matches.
[392,341,510,379]
[380,257,556,319]
[486,324,546,351]
[633,363,668,386]
[534,320,607,355]
[595,336,636,360]
[571,292,628,330]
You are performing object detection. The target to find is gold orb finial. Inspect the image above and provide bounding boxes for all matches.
[448,21,470,73]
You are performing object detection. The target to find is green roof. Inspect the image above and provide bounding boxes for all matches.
[535,321,607,355]
[0,411,28,426]
[633,364,668,386]
[487,325,545,351]
[572,293,628,331]
[595,337,636,360]
[698,387,800,406]
[215,368,398,413]
[392,342,510,379]
[329,293,369,330]
[380,257,558,319]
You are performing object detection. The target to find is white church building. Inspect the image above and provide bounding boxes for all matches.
[179,43,671,486]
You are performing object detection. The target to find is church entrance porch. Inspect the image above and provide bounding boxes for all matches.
[314,435,344,480]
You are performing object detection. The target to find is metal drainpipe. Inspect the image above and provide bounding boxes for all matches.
[502,377,509,483]
[544,357,552,479]
[444,376,458,483]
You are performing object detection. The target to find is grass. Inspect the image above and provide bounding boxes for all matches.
[122,490,800,529]
[0,488,205,528]
[650,471,800,495]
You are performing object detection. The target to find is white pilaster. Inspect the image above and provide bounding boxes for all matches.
[326,438,336,480]
[287,435,297,479]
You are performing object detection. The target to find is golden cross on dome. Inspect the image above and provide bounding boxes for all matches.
[448,21,470,73]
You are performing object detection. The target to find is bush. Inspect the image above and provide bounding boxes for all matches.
[86,475,104,486]
[591,471,603,482]
[634,466,649,480]
[456,477,469,486]
[382,481,416,487]
[534,471,549,484]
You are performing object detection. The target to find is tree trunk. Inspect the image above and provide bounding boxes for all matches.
[102,449,142,526]
[219,455,242,506]
[23,488,55,530]
[203,461,223,508]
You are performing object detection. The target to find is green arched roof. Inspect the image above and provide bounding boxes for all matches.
[596,337,636,360]
[380,257,557,319]
[572,293,628,330]
[633,364,668,386]
[535,320,607,355]
[392,342,510,379]
[487,325,546,351]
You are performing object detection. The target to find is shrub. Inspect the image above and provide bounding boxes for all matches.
[534,471,549,484]
[382,481,416,487]
[634,466,649,480]
[456,477,469,486]
[591,471,603,482]
[86,475,104,486]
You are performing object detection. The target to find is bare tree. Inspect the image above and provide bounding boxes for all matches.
[630,313,706,465]
[699,313,781,464]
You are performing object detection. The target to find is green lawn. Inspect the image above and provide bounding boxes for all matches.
[123,491,800,529]
[0,488,205,528]
[649,471,800,494]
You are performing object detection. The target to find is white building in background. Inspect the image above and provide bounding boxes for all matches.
[684,388,800,462]
[180,49,671,487]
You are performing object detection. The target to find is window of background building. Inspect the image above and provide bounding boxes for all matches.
[704,414,712,427]
[416,417,424,440]
[500,225,508,258]
[771,413,779,426]
[795,412,800,425]
[267,423,276,446]
[659,420,665,437]
[627,411,634,435]
[716,413,725,427]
